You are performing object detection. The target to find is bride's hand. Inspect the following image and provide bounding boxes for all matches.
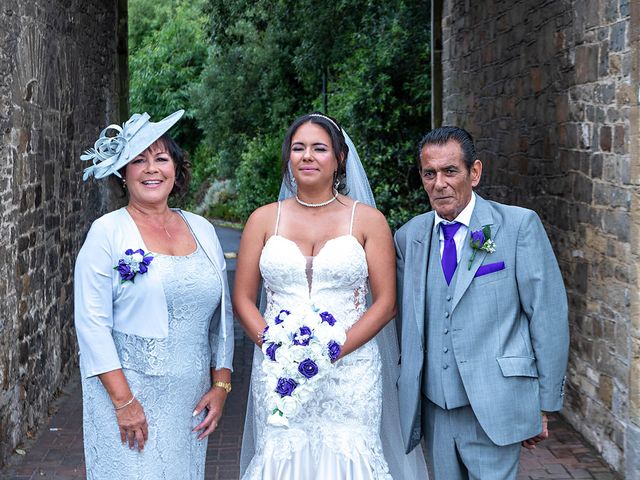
[192,387,228,440]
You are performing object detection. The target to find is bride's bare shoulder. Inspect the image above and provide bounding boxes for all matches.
[354,202,388,224]
[244,202,279,234]
[350,202,392,242]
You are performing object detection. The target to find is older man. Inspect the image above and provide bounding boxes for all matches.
[395,126,569,479]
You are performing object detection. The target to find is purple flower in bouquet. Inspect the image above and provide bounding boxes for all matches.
[298,358,319,379]
[293,326,313,346]
[319,311,336,326]
[327,341,342,361]
[265,342,280,361]
[275,309,290,324]
[275,377,298,397]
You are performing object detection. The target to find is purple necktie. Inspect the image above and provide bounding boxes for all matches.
[441,222,462,285]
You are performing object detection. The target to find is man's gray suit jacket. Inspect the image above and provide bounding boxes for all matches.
[394,194,569,453]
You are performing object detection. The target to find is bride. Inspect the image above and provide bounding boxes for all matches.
[233,112,427,479]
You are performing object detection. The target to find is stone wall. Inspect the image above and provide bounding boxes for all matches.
[0,0,125,467]
[438,0,639,476]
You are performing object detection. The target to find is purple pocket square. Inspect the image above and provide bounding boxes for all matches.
[474,261,505,278]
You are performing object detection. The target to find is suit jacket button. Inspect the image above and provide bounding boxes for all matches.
[444,311,450,318]
[443,347,448,353]
[443,364,449,370]
[446,295,452,301]
[444,328,449,334]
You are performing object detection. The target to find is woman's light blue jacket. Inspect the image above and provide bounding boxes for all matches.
[74,207,234,378]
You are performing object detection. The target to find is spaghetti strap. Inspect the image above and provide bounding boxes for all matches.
[349,201,359,236]
[274,201,282,235]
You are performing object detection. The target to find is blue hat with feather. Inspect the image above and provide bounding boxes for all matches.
[80,109,184,180]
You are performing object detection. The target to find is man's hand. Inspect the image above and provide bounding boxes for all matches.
[522,412,549,449]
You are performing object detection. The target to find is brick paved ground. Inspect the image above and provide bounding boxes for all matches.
[0,327,621,480]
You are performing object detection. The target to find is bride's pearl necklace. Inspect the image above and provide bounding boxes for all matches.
[295,190,338,208]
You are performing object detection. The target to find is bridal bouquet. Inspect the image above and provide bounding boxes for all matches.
[261,305,346,427]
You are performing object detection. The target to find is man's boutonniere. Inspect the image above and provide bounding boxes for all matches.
[115,248,154,283]
[468,226,496,269]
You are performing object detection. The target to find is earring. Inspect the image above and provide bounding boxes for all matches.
[333,171,340,190]
[122,179,127,189]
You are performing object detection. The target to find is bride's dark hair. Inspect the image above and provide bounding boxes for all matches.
[281,112,349,195]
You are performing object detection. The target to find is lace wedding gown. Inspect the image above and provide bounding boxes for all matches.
[242,202,393,479]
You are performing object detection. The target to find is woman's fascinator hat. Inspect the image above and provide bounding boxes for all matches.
[80,109,184,181]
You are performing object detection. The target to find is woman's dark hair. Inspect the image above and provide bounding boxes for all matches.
[281,112,349,194]
[159,133,191,198]
[117,133,191,199]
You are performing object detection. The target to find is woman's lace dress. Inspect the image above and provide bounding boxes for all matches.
[81,245,221,480]
[242,201,392,479]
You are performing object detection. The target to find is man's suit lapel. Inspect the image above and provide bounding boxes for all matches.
[451,195,500,312]
[410,215,434,337]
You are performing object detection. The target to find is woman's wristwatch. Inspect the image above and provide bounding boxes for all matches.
[213,381,232,393]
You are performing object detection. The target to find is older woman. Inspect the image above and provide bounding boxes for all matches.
[74,110,233,479]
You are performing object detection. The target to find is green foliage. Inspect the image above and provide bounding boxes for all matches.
[129,0,209,154]
[130,0,431,228]
[194,0,431,227]
[233,134,283,220]
[192,1,307,177]
[327,1,432,229]
[199,179,240,222]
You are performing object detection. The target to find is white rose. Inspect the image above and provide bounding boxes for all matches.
[331,327,347,345]
[264,376,280,393]
[314,323,333,344]
[277,395,301,416]
[314,357,331,375]
[267,411,289,428]
[307,342,324,359]
[270,364,287,380]
[270,325,291,344]
[281,364,298,379]
[289,346,308,363]
[295,385,314,404]
[276,346,295,364]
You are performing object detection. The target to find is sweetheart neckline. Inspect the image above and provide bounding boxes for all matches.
[265,234,364,260]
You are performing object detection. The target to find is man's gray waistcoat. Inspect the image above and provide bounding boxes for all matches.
[423,230,469,409]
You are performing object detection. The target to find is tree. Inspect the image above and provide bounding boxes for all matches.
[129,0,209,154]
[194,0,431,227]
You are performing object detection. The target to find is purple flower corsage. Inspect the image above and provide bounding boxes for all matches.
[114,248,154,283]
[468,225,496,269]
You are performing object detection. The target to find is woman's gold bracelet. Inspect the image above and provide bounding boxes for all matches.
[213,381,232,393]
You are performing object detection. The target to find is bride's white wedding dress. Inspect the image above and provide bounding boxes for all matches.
[242,201,392,479]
